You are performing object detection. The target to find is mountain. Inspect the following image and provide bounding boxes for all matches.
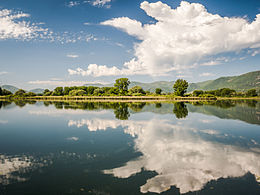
[129,81,175,93]
[29,88,45,94]
[2,70,259,94]
[188,71,260,92]
[1,85,19,93]
[83,71,259,93]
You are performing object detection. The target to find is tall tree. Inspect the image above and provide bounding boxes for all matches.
[0,87,2,96]
[114,78,130,95]
[173,79,188,96]
[53,87,63,96]
[155,88,162,95]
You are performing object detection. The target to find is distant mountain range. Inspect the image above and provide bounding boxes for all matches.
[1,70,259,93]
[85,70,260,93]
[1,85,45,94]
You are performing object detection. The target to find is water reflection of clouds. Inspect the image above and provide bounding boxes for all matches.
[68,118,260,194]
[29,108,109,116]
[0,155,48,185]
[0,120,8,124]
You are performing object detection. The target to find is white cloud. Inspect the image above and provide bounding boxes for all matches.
[251,49,260,56]
[200,60,220,66]
[67,137,79,141]
[70,1,260,77]
[0,9,48,40]
[92,0,111,8]
[28,80,107,86]
[199,72,215,77]
[66,1,80,7]
[67,54,79,58]
[0,71,8,75]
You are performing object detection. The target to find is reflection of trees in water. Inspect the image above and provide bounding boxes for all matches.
[129,103,146,112]
[114,103,130,120]
[246,100,257,108]
[173,102,188,119]
[155,103,162,108]
[0,101,12,109]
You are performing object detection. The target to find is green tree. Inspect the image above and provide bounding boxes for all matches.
[155,88,162,95]
[173,79,189,96]
[245,89,257,97]
[86,86,98,95]
[193,90,204,97]
[2,89,12,95]
[15,89,26,96]
[108,87,119,95]
[129,86,145,95]
[114,78,130,95]
[63,87,70,95]
[25,92,36,96]
[0,87,2,95]
[93,88,104,96]
[220,88,235,97]
[53,87,63,96]
[69,89,86,96]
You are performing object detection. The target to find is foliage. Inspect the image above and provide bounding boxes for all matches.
[245,89,257,97]
[0,87,2,95]
[93,88,104,96]
[173,79,189,96]
[44,91,52,96]
[63,87,70,95]
[69,89,86,96]
[155,88,162,95]
[129,86,145,95]
[114,78,130,95]
[24,92,36,96]
[53,87,63,96]
[193,90,204,97]
[43,89,50,95]
[14,89,26,96]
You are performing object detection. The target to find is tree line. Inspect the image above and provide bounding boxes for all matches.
[0,78,259,97]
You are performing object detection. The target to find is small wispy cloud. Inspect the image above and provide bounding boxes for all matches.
[67,137,79,141]
[28,80,108,86]
[251,49,260,56]
[0,71,8,75]
[83,0,111,8]
[199,72,215,77]
[115,42,124,48]
[65,1,80,8]
[67,54,79,58]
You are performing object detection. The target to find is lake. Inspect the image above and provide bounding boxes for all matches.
[0,100,260,195]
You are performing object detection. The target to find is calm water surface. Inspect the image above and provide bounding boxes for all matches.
[0,100,260,195]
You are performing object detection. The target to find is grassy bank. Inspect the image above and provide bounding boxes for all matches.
[1,95,260,102]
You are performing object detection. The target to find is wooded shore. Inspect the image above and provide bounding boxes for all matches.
[1,95,259,102]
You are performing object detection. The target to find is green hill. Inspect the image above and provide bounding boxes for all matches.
[188,71,260,92]
[1,85,19,93]
[2,70,259,94]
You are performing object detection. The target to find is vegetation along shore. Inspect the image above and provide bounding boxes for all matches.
[0,78,259,101]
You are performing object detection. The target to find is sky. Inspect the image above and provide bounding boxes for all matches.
[0,0,260,89]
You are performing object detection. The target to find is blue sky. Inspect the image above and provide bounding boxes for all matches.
[0,0,260,89]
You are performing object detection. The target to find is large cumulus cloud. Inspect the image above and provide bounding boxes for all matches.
[69,1,260,77]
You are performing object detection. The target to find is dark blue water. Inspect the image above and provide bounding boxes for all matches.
[0,100,260,195]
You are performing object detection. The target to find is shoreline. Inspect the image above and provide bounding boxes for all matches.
[0,96,259,102]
